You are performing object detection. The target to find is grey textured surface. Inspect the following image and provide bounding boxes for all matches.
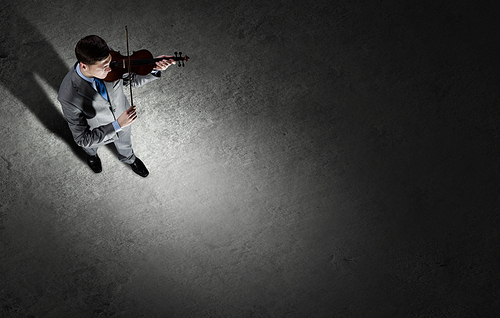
[1,0,499,317]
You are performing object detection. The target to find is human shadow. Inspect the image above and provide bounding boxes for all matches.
[0,5,86,163]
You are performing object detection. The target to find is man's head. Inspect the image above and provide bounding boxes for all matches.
[75,35,112,79]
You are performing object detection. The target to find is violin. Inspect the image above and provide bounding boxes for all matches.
[104,49,189,82]
[105,26,189,108]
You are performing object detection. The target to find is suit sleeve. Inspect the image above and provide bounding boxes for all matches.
[59,97,116,148]
[123,72,160,88]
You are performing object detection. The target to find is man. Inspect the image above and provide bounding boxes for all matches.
[58,35,174,177]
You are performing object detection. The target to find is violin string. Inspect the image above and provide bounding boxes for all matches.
[113,57,184,68]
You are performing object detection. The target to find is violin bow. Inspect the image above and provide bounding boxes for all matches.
[125,26,134,107]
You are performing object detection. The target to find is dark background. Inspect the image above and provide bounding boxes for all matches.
[1,0,499,316]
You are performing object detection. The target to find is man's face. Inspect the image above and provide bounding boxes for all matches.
[81,54,112,79]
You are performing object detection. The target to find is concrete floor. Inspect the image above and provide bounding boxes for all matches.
[1,0,499,317]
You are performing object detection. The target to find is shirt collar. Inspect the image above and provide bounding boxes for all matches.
[75,63,95,84]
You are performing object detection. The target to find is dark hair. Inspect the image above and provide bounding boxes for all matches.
[75,35,110,65]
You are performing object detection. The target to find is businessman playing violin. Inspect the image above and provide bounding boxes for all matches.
[58,35,175,177]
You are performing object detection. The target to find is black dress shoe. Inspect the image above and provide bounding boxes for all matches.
[87,154,102,173]
[130,157,149,177]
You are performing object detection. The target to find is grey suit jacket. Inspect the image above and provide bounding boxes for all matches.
[57,63,160,148]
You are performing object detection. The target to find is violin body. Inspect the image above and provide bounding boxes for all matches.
[104,49,189,82]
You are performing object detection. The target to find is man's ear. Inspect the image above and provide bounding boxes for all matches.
[80,62,87,70]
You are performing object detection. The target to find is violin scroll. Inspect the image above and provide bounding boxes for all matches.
[174,52,189,67]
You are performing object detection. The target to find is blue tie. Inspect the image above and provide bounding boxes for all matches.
[95,78,108,101]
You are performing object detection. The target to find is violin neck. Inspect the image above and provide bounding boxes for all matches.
[152,56,186,63]
[130,56,185,66]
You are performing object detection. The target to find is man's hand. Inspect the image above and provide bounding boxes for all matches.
[153,55,176,71]
[117,105,137,128]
